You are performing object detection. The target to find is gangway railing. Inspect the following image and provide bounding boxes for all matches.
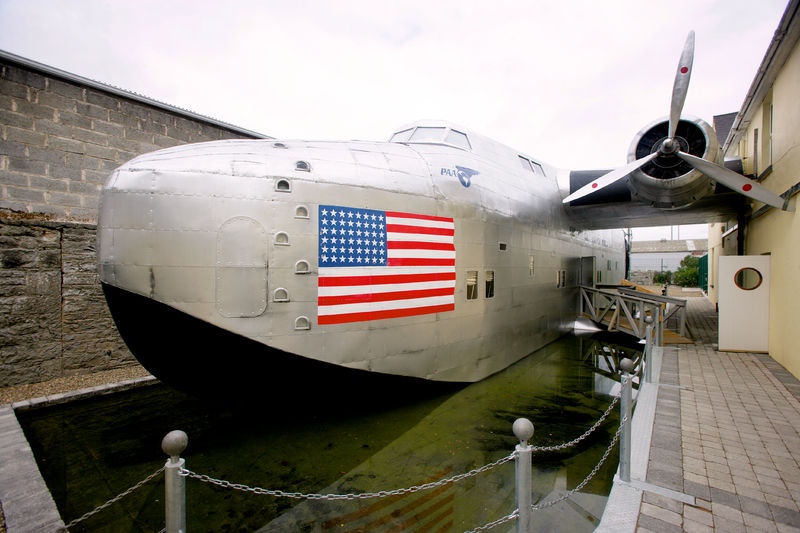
[578,285,666,345]
[616,287,689,339]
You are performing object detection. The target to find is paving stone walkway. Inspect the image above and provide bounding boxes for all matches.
[603,296,800,532]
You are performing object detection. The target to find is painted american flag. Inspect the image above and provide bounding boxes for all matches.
[317,205,456,325]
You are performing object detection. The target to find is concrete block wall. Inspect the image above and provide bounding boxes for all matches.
[0,53,265,388]
[1,56,261,221]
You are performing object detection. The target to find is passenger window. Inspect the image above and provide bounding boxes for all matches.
[485,271,495,298]
[466,270,478,300]
[556,270,567,288]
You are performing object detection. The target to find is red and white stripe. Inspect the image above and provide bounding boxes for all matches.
[318,211,455,325]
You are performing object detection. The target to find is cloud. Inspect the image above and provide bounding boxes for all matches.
[0,0,789,170]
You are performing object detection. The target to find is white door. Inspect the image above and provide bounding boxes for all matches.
[718,255,770,352]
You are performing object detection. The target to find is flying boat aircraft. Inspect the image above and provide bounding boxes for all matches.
[97,32,791,398]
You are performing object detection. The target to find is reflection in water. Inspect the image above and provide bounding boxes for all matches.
[19,334,639,532]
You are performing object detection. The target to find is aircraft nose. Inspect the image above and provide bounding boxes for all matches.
[97,143,279,313]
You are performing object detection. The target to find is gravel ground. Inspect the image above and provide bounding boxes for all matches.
[0,365,152,405]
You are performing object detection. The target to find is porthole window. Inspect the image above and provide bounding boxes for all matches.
[734,267,763,291]
[295,259,311,274]
[295,205,309,219]
[273,288,290,302]
[275,231,290,245]
[275,179,291,192]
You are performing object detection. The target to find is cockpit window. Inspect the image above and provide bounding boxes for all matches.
[390,128,414,143]
[409,127,447,143]
[390,125,472,151]
[519,155,546,177]
[445,129,471,150]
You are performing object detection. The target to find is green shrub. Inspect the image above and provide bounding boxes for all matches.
[673,255,700,287]
[653,271,672,285]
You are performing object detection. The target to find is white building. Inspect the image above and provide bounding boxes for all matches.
[629,239,708,273]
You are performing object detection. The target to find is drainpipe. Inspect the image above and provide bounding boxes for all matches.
[737,210,747,256]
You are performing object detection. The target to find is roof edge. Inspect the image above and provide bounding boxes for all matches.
[0,48,272,140]
[723,0,800,153]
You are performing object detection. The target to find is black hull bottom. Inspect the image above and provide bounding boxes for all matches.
[102,284,463,407]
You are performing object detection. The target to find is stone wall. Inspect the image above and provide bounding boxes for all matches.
[0,216,131,387]
[0,53,265,388]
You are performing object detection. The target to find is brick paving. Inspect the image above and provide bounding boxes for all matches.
[607,296,800,532]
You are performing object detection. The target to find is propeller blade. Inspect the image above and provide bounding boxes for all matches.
[669,31,695,140]
[675,151,791,210]
[563,152,658,204]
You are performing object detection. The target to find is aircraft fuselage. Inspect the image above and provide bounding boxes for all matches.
[97,121,626,392]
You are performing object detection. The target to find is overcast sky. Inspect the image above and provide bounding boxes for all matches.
[0,0,790,240]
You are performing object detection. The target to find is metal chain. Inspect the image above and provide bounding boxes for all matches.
[51,392,625,533]
[530,393,620,452]
[181,452,515,501]
[530,414,625,511]
[60,466,164,531]
[465,509,519,532]
[464,413,627,533]
[181,393,620,504]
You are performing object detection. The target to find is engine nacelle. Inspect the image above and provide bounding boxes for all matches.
[627,116,720,208]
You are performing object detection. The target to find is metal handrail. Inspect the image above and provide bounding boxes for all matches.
[578,286,664,344]
[616,287,688,337]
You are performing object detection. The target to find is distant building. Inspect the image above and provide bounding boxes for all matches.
[629,239,708,273]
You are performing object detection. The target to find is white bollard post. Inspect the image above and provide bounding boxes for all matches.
[162,430,188,533]
[619,358,634,482]
[513,418,534,533]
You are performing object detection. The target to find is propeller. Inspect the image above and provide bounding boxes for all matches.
[563,31,792,211]
[560,153,658,204]
[669,31,694,142]
[676,152,788,209]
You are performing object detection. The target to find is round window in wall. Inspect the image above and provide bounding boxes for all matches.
[733,267,763,291]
